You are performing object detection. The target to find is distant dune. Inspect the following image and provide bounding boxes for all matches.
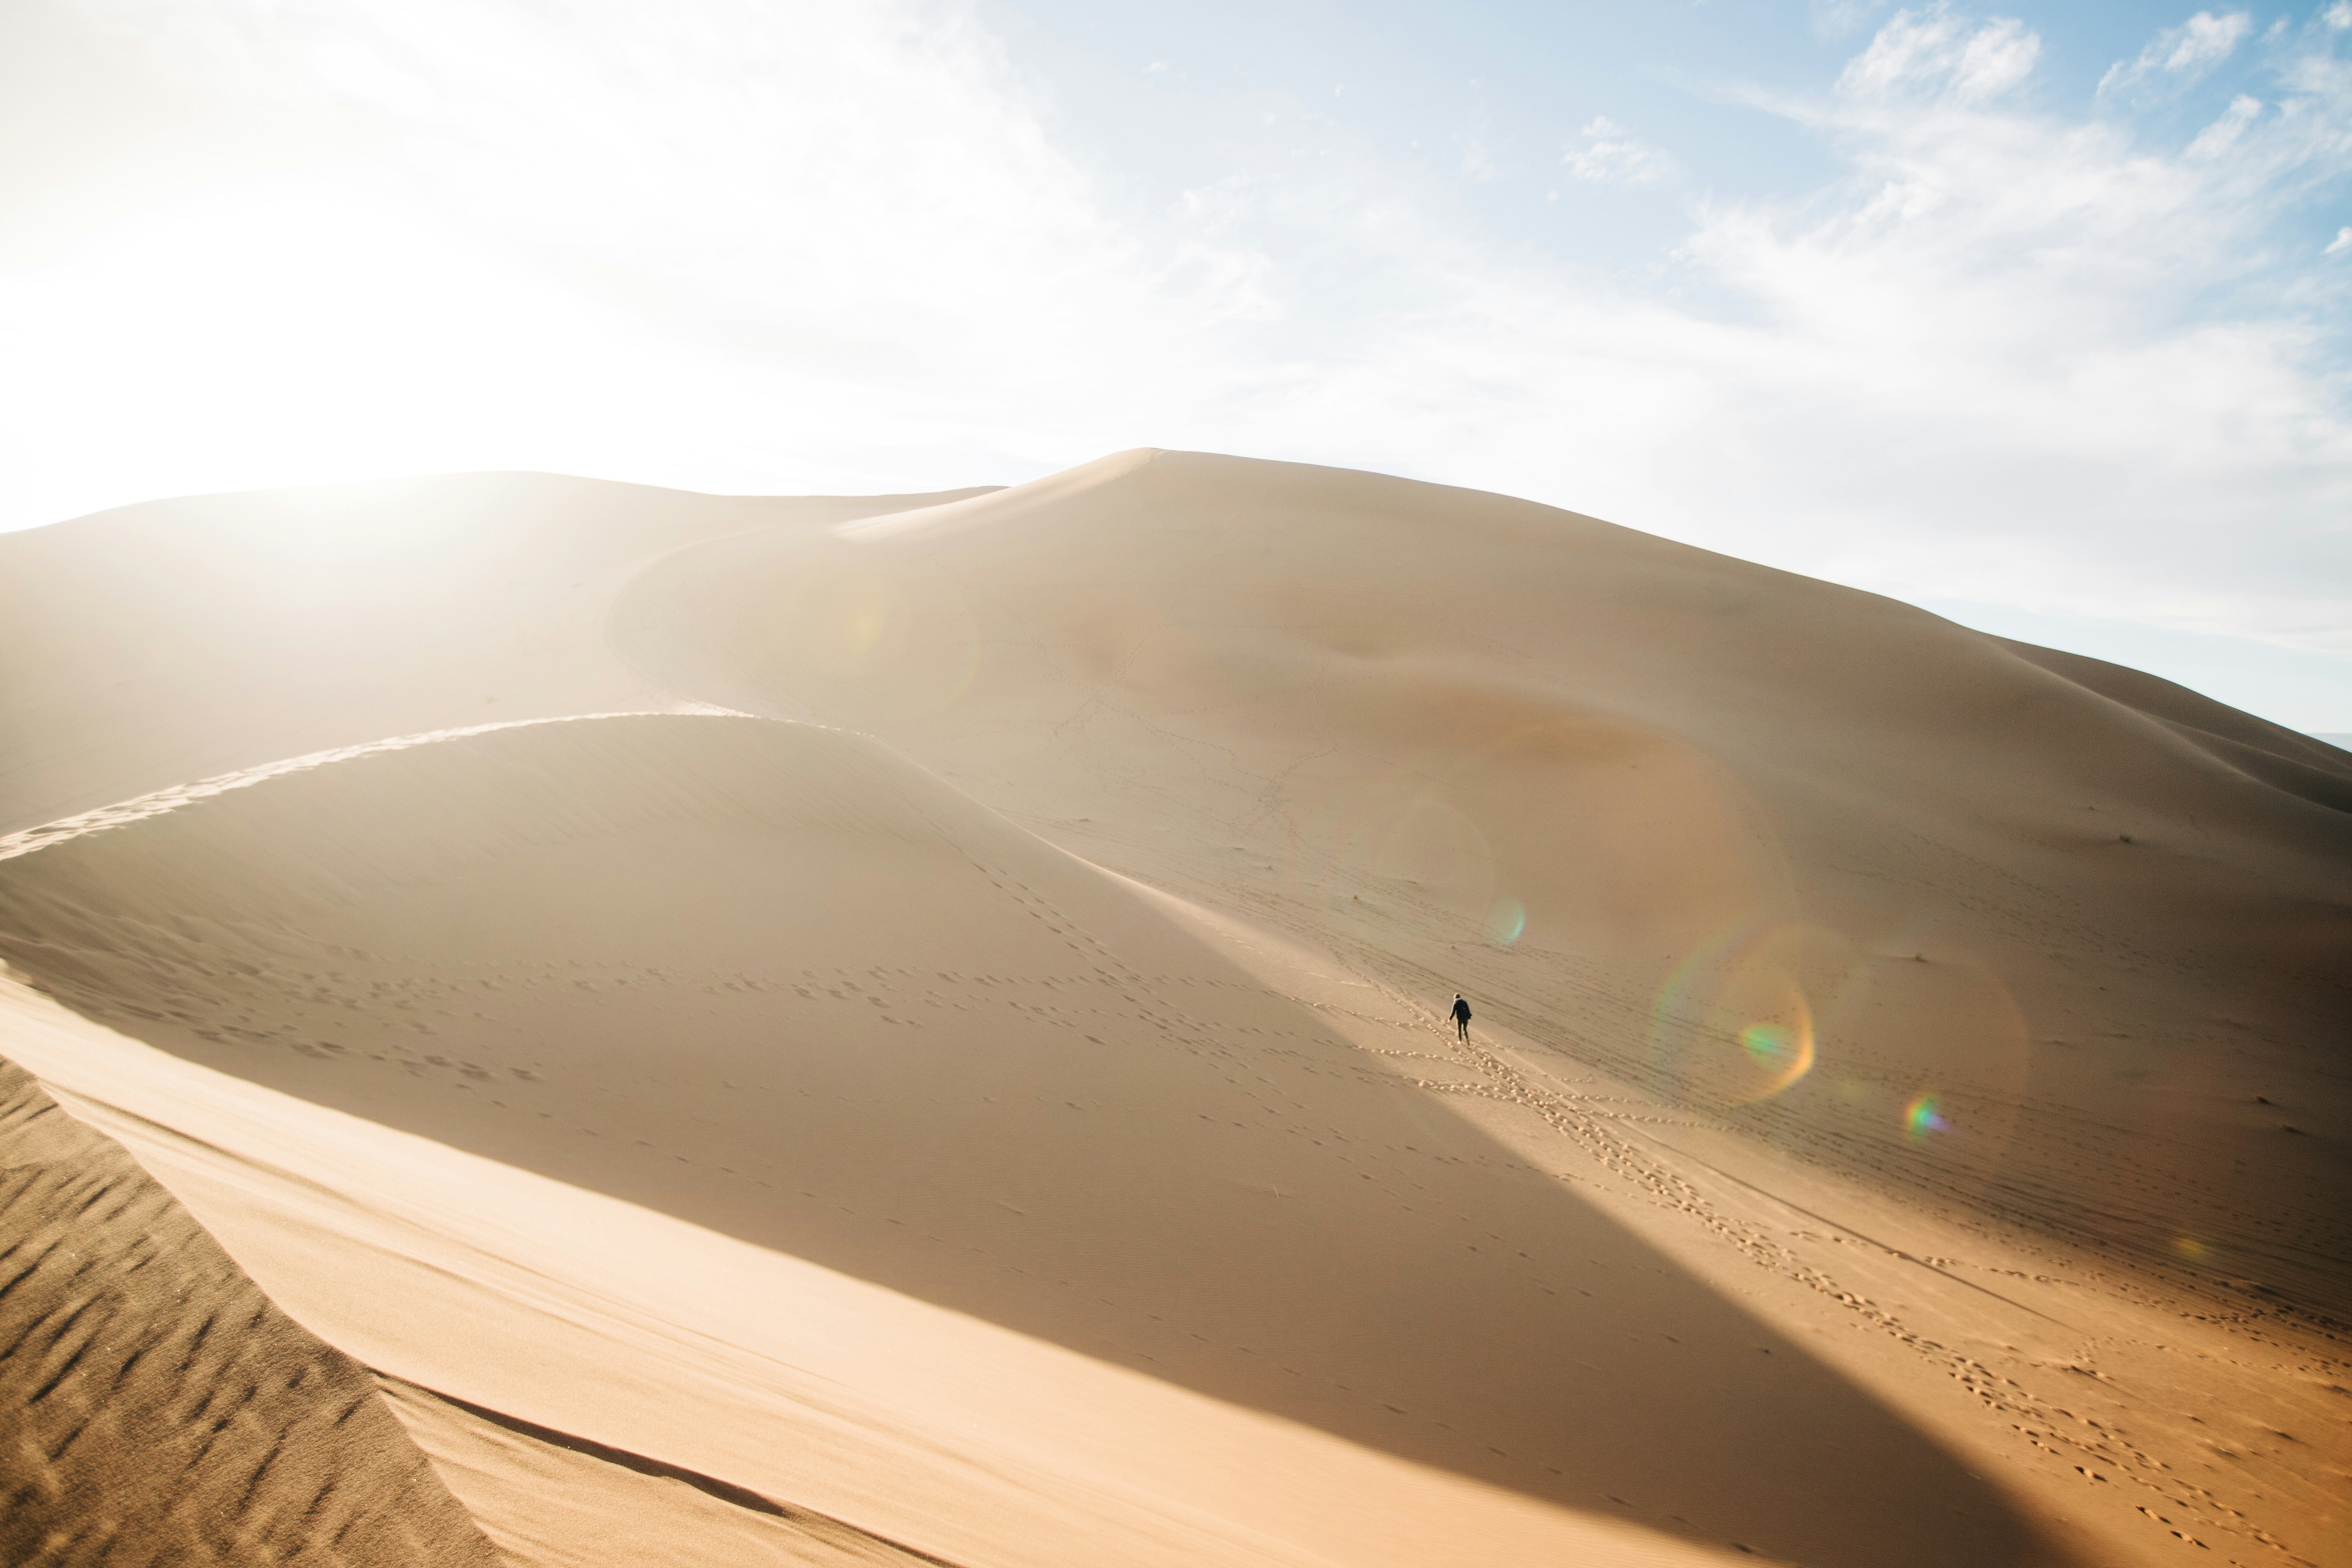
[615,451,2352,1306]
[1,452,2345,1566]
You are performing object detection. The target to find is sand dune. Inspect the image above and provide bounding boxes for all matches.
[1999,640,2352,815]
[2,451,2347,1565]
[0,712,2065,1566]
[372,1376,954,1568]
[0,1053,492,1566]
[0,472,987,837]
[614,450,2352,1309]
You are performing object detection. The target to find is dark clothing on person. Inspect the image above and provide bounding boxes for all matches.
[1450,996,1471,1041]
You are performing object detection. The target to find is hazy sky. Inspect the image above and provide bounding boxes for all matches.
[5,1,2350,731]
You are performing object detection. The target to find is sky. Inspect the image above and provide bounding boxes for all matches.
[3,0,2349,735]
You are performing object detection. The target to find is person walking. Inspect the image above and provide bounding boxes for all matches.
[1449,993,1472,1042]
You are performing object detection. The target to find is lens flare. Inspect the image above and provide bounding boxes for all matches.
[1820,935,2031,1198]
[752,550,983,717]
[1903,1093,1949,1141]
[1301,774,1499,942]
[1484,896,1526,946]
[1740,1021,1796,1065]
[843,600,890,665]
[1647,923,1840,1109]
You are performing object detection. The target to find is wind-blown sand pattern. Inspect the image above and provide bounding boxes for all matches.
[0,452,2345,1566]
[0,1054,493,1566]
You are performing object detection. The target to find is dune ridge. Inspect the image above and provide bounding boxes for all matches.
[1998,640,2352,812]
[0,1053,493,1567]
[2,451,2347,1565]
[0,472,987,837]
[611,449,2352,1312]
[0,710,2077,1568]
[372,1374,961,1568]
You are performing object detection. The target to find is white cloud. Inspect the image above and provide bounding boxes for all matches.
[5,0,2352,677]
[1811,0,1890,41]
[1562,116,1677,185]
[1323,8,2352,657]
[1836,7,2040,104]
[0,0,1285,519]
[2185,93,2263,159]
[2099,10,2254,101]
[2327,225,2352,253]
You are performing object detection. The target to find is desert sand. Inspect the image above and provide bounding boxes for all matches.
[0,451,2346,1566]
[0,1055,492,1565]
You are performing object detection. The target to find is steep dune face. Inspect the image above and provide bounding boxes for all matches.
[0,1054,494,1567]
[0,713,2066,1568]
[613,450,2352,1311]
[0,472,989,836]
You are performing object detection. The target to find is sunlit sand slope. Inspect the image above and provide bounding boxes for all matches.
[0,471,989,835]
[0,1055,492,1567]
[6,451,2349,1564]
[0,713,2068,1568]
[372,1376,954,1568]
[614,449,2352,1313]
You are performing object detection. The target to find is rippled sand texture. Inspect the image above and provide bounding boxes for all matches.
[0,1055,492,1566]
[0,453,2346,1566]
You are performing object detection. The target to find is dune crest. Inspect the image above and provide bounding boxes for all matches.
[614,449,2352,1308]
[0,472,990,837]
[2,452,2347,1565]
[0,1052,493,1566]
[0,711,2074,1566]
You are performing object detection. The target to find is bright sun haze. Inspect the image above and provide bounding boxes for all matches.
[2,12,2350,1563]
[3,1,2352,729]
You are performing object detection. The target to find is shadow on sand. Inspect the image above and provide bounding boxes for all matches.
[0,717,2079,1567]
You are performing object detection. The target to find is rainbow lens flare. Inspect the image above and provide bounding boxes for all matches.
[1647,923,1838,1109]
[1740,1021,1797,1065]
[1484,896,1526,946]
[1903,1093,1949,1141]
